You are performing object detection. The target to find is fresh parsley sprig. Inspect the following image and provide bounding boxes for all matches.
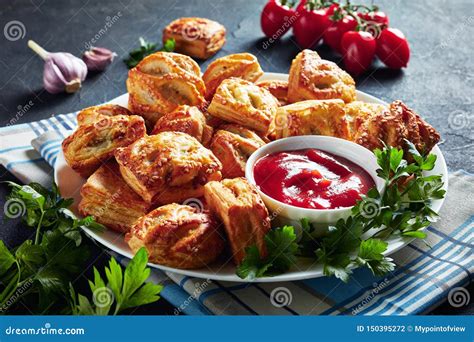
[237,142,445,282]
[124,37,176,68]
[0,182,161,315]
[69,248,162,315]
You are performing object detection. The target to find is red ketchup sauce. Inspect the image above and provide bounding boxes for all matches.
[253,149,375,209]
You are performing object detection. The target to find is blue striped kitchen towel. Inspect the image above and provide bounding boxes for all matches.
[0,113,472,315]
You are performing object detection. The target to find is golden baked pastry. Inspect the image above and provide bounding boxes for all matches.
[256,80,289,106]
[151,105,213,147]
[270,99,350,140]
[78,162,150,233]
[76,104,133,126]
[62,115,146,177]
[288,49,356,103]
[114,132,222,203]
[210,124,266,178]
[126,204,225,269]
[348,100,440,155]
[204,178,270,264]
[163,17,226,60]
[207,77,279,133]
[202,53,263,99]
[127,51,205,125]
[344,101,388,138]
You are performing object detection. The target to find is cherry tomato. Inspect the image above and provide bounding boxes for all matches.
[358,11,389,28]
[293,5,330,48]
[325,3,340,16]
[341,31,376,75]
[261,0,296,39]
[376,28,410,68]
[323,15,357,53]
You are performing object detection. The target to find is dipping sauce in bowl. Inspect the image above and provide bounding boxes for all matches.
[253,148,375,210]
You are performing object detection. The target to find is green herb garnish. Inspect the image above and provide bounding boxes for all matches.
[237,142,445,281]
[124,37,176,69]
[69,248,162,315]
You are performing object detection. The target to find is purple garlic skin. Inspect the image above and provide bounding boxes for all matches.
[44,52,88,94]
[82,47,116,71]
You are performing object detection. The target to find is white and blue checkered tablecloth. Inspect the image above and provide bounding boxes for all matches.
[1,113,472,315]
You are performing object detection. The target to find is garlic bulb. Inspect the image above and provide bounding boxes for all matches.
[28,40,88,94]
[83,47,116,71]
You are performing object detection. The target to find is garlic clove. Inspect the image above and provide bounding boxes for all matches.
[82,47,117,71]
[28,40,88,94]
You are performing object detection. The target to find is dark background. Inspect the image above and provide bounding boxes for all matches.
[0,0,472,314]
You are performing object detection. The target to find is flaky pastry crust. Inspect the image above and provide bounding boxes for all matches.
[126,204,225,269]
[347,100,440,155]
[202,53,263,99]
[204,178,270,264]
[256,80,289,106]
[210,124,266,178]
[114,132,222,203]
[288,49,356,103]
[270,99,350,140]
[151,105,213,147]
[207,77,279,133]
[163,17,226,60]
[62,114,146,177]
[76,104,133,126]
[127,52,205,125]
[79,162,150,233]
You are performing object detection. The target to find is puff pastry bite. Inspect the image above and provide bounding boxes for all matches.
[114,132,222,203]
[204,178,270,264]
[76,104,133,126]
[163,17,226,60]
[126,204,225,269]
[127,51,205,125]
[349,100,440,155]
[62,114,146,177]
[270,99,350,140]
[151,105,213,147]
[288,49,356,103]
[207,78,279,133]
[202,53,263,99]
[79,162,150,233]
[210,124,266,178]
[256,80,289,106]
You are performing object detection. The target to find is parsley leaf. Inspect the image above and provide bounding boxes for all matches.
[237,226,298,279]
[124,37,175,68]
[70,248,162,315]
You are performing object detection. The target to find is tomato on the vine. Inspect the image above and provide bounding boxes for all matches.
[261,0,297,39]
[341,31,376,75]
[323,15,357,53]
[357,11,389,28]
[293,1,331,48]
[376,28,410,68]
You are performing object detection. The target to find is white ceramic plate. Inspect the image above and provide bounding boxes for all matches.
[54,72,448,282]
